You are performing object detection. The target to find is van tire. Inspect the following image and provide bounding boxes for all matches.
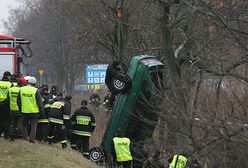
[111,74,132,93]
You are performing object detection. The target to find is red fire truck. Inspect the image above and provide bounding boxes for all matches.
[0,34,32,78]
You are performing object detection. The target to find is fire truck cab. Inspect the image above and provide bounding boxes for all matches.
[0,34,32,78]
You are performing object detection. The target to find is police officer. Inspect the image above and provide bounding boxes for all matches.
[47,92,70,148]
[111,128,133,168]
[168,153,188,168]
[0,71,12,139]
[71,100,96,158]
[8,77,27,140]
[17,76,44,143]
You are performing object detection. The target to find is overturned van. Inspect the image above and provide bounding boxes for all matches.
[90,55,165,167]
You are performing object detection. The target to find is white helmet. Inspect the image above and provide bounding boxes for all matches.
[27,77,37,84]
[24,76,32,80]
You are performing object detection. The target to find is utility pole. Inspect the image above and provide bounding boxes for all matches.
[117,0,124,61]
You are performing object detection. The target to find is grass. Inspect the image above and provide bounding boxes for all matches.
[0,138,101,168]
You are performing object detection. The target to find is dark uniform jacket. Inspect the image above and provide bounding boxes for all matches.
[105,61,120,91]
[103,94,111,109]
[71,106,96,136]
[48,99,70,125]
[38,94,51,123]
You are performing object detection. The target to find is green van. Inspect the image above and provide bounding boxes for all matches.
[90,55,165,166]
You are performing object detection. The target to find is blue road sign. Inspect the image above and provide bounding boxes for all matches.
[86,64,108,84]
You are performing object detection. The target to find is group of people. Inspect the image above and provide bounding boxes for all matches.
[0,71,96,159]
[0,66,202,168]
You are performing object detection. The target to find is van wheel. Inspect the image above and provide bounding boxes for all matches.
[89,147,104,163]
[111,74,132,93]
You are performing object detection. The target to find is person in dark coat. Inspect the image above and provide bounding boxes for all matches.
[105,60,121,92]
[47,92,70,148]
[70,100,96,158]
[36,85,50,142]
[89,90,101,108]
[103,91,112,118]
[105,60,121,109]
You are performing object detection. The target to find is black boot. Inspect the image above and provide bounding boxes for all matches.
[62,143,67,148]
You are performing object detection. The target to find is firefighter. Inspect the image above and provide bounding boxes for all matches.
[47,92,70,148]
[168,153,188,168]
[105,60,121,108]
[0,71,13,139]
[50,85,58,99]
[36,84,50,142]
[70,99,96,158]
[17,76,44,143]
[89,89,101,109]
[111,128,133,168]
[105,60,121,91]
[103,91,112,118]
[8,77,27,140]
[63,95,72,140]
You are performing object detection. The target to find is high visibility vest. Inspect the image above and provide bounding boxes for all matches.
[169,155,188,168]
[0,81,12,102]
[113,137,133,162]
[20,86,39,113]
[9,86,21,111]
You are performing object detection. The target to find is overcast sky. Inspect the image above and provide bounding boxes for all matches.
[0,0,20,34]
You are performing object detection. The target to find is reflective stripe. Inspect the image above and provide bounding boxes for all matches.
[44,104,50,108]
[51,101,64,109]
[49,117,64,124]
[38,119,49,123]
[83,152,89,155]
[91,123,96,126]
[71,144,77,147]
[63,115,70,120]
[76,116,91,119]
[48,136,54,139]
[60,140,67,144]
[72,130,92,136]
